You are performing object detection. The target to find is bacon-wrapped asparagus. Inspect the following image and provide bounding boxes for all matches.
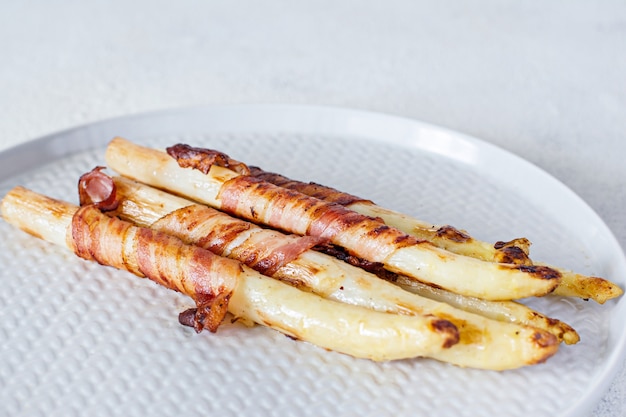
[1,186,461,361]
[82,170,564,369]
[247,167,623,304]
[105,138,563,301]
[103,171,577,344]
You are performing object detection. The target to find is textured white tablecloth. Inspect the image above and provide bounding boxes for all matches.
[1,1,624,415]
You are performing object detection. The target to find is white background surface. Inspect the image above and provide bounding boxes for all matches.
[0,1,624,415]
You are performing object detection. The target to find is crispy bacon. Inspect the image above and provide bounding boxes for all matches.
[151,204,326,276]
[248,166,370,206]
[217,175,422,263]
[69,204,239,332]
[166,144,251,175]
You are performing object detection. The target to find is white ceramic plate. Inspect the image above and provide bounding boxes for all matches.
[0,105,624,417]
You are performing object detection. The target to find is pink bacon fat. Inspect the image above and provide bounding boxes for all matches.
[69,203,240,333]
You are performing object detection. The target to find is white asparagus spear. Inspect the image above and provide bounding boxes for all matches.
[391,277,580,345]
[1,186,460,362]
[354,203,623,304]
[105,137,561,301]
[245,166,623,304]
[110,174,578,348]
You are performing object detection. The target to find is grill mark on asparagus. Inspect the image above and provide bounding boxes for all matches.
[530,331,560,364]
[493,238,532,265]
[496,246,533,265]
[513,265,561,282]
[435,225,471,243]
[431,319,461,348]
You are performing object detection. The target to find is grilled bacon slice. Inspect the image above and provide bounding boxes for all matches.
[105,137,561,301]
[1,186,461,361]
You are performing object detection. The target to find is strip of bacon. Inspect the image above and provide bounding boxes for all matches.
[150,206,326,278]
[1,186,461,361]
[105,138,561,301]
[70,204,236,332]
[91,173,563,368]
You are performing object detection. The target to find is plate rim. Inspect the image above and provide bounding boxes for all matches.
[1,103,624,416]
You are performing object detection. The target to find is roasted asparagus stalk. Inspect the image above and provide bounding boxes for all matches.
[352,203,623,303]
